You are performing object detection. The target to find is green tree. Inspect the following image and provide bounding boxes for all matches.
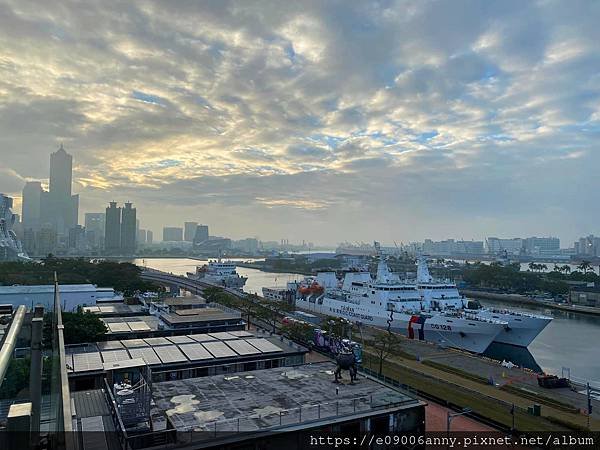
[370,331,401,376]
[62,311,108,344]
[578,261,593,274]
[0,358,30,399]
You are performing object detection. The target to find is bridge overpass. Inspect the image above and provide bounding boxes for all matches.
[140,269,250,299]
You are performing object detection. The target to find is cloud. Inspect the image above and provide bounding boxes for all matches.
[0,0,599,244]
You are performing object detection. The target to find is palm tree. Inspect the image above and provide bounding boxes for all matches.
[540,264,548,272]
[553,264,561,273]
[562,265,571,274]
[578,261,592,273]
[528,262,536,272]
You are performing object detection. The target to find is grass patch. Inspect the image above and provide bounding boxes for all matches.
[545,415,590,432]
[420,359,489,384]
[361,353,568,432]
[500,385,579,413]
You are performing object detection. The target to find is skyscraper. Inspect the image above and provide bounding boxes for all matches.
[22,181,43,231]
[193,224,209,246]
[44,145,79,235]
[184,221,198,242]
[163,227,183,241]
[120,202,137,255]
[104,202,121,254]
[146,230,153,244]
[85,212,105,249]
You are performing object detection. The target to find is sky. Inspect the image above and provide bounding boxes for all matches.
[1,0,599,246]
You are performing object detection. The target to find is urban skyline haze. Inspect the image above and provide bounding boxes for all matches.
[1,1,599,245]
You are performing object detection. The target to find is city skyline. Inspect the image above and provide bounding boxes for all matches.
[1,1,600,245]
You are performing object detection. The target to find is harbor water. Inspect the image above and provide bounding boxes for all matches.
[132,258,600,382]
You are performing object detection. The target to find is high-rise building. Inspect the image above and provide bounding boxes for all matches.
[0,194,27,260]
[146,230,153,244]
[120,202,137,255]
[68,225,86,252]
[37,224,57,257]
[184,221,198,242]
[137,229,147,244]
[193,224,209,246]
[22,181,43,231]
[44,145,79,235]
[84,212,105,248]
[163,227,183,242]
[104,202,121,254]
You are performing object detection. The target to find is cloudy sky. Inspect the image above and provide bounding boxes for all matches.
[1,0,599,246]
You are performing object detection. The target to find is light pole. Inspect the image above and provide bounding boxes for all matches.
[447,408,472,443]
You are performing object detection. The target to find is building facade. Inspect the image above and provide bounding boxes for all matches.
[120,202,137,255]
[46,145,79,236]
[163,227,183,242]
[193,224,209,245]
[104,202,121,254]
[486,237,523,255]
[184,221,198,242]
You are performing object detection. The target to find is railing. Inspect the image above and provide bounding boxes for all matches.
[175,391,418,442]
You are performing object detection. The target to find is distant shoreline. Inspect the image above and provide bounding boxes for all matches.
[461,289,600,316]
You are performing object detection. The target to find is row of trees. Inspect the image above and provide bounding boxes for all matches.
[0,257,161,296]
[203,287,294,333]
[462,261,600,296]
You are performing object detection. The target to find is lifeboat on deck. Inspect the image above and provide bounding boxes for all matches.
[298,281,324,296]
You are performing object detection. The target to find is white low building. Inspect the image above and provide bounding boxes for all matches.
[0,284,123,312]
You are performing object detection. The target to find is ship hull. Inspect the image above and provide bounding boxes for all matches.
[296,296,503,354]
[472,310,552,347]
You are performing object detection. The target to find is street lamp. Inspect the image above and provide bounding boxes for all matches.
[447,407,472,440]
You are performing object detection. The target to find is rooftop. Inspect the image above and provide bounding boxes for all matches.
[101,315,160,333]
[83,303,144,316]
[65,330,305,374]
[160,307,239,324]
[151,361,419,433]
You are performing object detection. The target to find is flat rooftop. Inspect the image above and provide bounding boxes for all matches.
[163,296,207,306]
[101,315,161,333]
[83,303,144,316]
[65,330,305,374]
[160,307,239,324]
[151,362,419,433]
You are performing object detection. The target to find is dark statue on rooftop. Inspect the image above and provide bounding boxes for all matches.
[334,347,358,384]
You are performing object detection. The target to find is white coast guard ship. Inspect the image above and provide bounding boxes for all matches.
[414,257,552,347]
[291,258,508,354]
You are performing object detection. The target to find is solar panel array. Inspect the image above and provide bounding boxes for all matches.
[245,338,284,353]
[100,350,130,364]
[208,332,239,340]
[225,339,262,356]
[154,345,187,363]
[178,343,213,361]
[69,332,288,373]
[128,322,152,331]
[203,341,237,358]
[127,347,162,365]
[72,352,104,372]
[143,337,171,346]
[166,335,194,345]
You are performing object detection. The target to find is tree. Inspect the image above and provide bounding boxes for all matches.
[578,261,593,274]
[0,358,30,399]
[62,311,108,344]
[562,265,571,274]
[370,331,402,376]
[528,262,536,272]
